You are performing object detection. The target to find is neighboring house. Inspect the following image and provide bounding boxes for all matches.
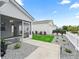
[0,0,34,39]
[32,20,57,34]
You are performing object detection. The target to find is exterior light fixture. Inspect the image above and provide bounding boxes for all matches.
[10,20,13,23]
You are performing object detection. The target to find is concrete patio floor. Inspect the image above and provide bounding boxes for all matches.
[1,38,60,59]
[23,39,60,59]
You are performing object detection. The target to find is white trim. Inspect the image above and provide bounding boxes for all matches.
[22,21,24,38]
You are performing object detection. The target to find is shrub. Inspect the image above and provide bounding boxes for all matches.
[53,30,59,34]
[65,48,72,53]
[32,31,34,34]
[39,31,42,35]
[44,31,46,35]
[35,31,38,34]
[62,40,66,42]
[14,43,21,49]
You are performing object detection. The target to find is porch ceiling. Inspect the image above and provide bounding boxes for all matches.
[1,15,22,24]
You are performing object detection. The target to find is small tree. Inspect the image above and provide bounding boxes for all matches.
[53,29,66,38]
[53,29,59,35]
[59,30,66,38]
[60,30,66,35]
[62,26,68,31]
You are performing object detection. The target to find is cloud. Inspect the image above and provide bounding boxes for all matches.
[75,13,79,19]
[15,0,24,6]
[60,0,71,5]
[76,15,79,19]
[70,3,79,9]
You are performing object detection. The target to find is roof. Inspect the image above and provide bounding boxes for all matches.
[0,1,6,7]
[33,20,53,24]
[10,0,34,20]
[0,0,34,21]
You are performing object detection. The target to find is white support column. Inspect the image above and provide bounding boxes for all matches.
[29,22,32,38]
[0,15,1,38]
[22,21,24,39]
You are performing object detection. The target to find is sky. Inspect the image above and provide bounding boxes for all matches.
[15,0,79,27]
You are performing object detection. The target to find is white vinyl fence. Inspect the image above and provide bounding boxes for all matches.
[65,32,79,51]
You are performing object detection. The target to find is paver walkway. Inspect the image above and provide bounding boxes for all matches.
[53,35,79,59]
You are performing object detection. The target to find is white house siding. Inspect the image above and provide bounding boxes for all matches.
[32,21,57,34]
[0,0,9,2]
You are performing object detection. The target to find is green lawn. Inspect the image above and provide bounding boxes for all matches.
[32,34,54,43]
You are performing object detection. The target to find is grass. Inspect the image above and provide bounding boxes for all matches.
[32,34,54,43]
